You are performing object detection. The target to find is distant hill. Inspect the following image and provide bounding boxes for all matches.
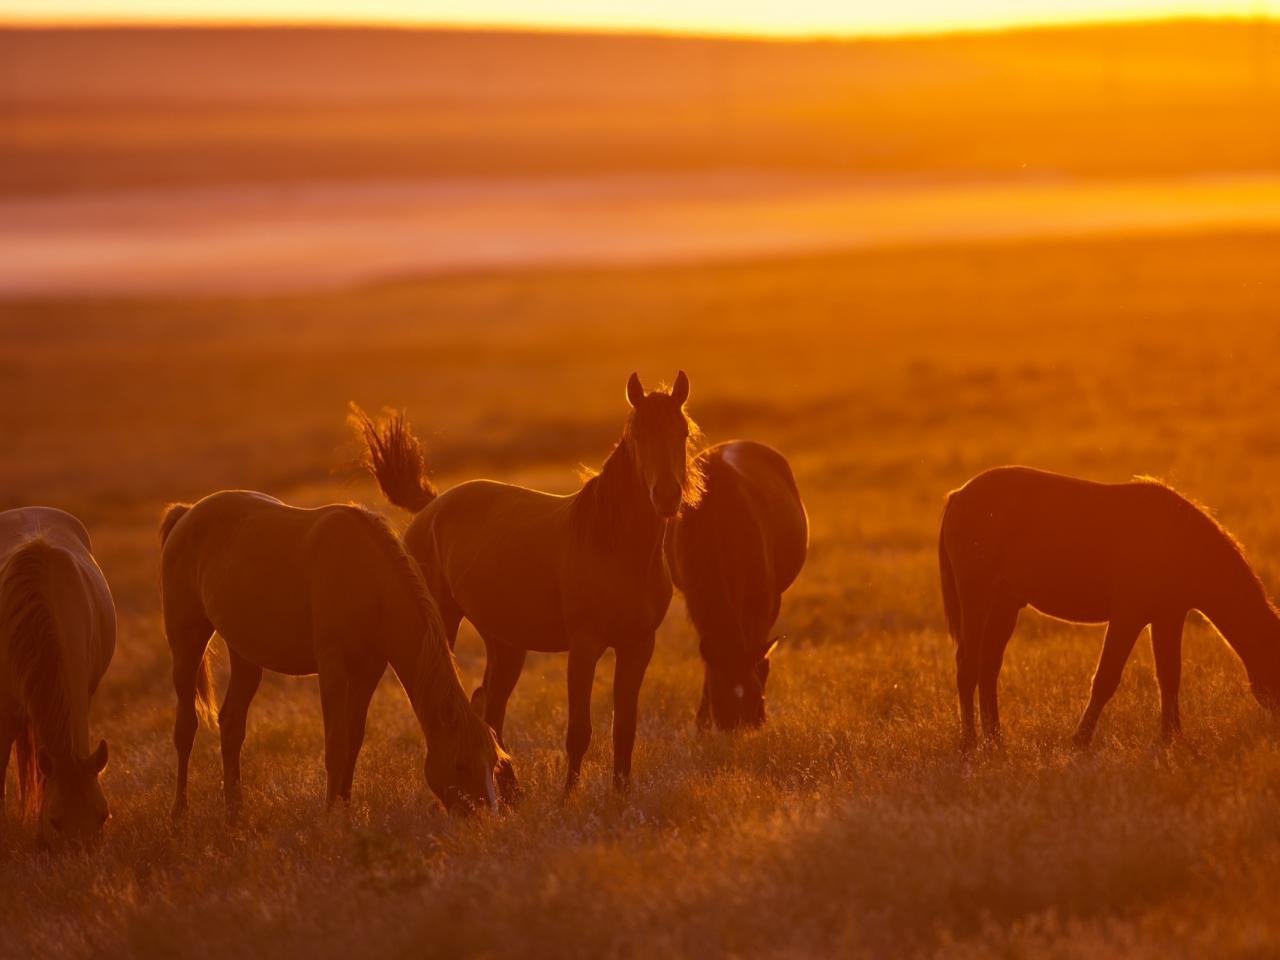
[2,21,1278,194]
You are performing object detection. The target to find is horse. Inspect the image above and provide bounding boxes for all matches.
[354,371,702,795]
[665,440,808,730]
[158,491,505,817]
[0,507,115,848]
[939,465,1280,750]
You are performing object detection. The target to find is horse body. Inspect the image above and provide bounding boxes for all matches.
[0,507,114,847]
[357,371,697,793]
[940,465,1280,748]
[406,480,576,653]
[159,490,502,815]
[666,440,808,729]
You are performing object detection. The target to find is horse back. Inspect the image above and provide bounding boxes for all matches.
[405,479,573,650]
[942,466,1217,620]
[715,441,808,592]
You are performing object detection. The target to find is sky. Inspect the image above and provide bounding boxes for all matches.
[1,0,1275,37]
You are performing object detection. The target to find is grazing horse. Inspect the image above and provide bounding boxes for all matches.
[939,466,1280,749]
[666,441,808,730]
[0,508,115,848]
[355,371,702,794]
[159,491,504,816]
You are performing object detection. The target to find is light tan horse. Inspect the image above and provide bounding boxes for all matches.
[355,372,702,795]
[159,491,505,816]
[940,466,1280,750]
[666,440,808,730]
[0,507,115,848]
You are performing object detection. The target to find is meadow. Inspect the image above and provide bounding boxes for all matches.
[3,229,1280,957]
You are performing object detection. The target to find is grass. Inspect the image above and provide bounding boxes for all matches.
[3,229,1280,957]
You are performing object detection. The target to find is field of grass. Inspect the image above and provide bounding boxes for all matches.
[4,230,1280,957]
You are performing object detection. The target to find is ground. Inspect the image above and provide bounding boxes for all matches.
[3,230,1280,958]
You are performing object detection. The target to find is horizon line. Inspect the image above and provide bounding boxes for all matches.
[0,12,1275,43]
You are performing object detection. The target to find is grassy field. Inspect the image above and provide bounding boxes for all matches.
[4,230,1280,957]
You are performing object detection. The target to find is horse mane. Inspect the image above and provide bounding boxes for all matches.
[0,539,73,816]
[676,455,770,661]
[1133,475,1279,615]
[343,506,506,762]
[570,396,707,548]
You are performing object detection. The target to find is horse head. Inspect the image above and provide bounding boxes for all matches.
[702,637,779,731]
[38,739,109,850]
[624,371,701,519]
[423,690,505,816]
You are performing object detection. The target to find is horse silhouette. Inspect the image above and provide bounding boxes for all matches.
[940,466,1280,749]
[355,371,702,794]
[666,440,808,730]
[1,507,115,848]
[159,491,504,816]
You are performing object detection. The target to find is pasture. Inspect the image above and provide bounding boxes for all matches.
[3,229,1280,957]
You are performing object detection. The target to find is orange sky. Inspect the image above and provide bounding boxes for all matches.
[1,0,1275,36]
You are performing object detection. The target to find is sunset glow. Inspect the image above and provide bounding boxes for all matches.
[1,0,1276,36]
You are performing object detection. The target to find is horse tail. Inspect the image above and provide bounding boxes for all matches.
[939,497,961,645]
[348,403,438,514]
[159,503,191,546]
[194,648,217,729]
[158,502,216,727]
[0,539,69,817]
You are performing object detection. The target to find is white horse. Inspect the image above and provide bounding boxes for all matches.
[159,491,503,817]
[0,507,115,848]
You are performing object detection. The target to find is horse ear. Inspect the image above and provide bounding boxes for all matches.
[470,685,488,719]
[671,370,690,406]
[626,372,645,407]
[90,739,108,774]
[38,748,54,779]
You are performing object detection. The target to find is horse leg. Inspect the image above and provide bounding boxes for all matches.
[1072,616,1146,748]
[317,660,350,808]
[166,613,214,819]
[0,710,15,813]
[612,634,656,791]
[339,661,385,803]
[696,673,712,730]
[978,600,1020,744]
[1152,612,1186,742]
[218,649,263,819]
[955,590,987,753]
[564,635,605,794]
[482,640,526,801]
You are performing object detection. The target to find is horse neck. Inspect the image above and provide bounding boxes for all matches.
[385,619,464,746]
[1,551,87,765]
[577,442,664,557]
[1198,559,1280,680]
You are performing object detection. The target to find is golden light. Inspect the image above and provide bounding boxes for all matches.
[0,0,1275,35]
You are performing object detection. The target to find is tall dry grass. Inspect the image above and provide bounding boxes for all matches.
[3,230,1280,957]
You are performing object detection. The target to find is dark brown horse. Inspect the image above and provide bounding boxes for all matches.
[0,508,115,849]
[159,491,504,816]
[666,441,808,730]
[939,466,1280,750]
[355,372,702,794]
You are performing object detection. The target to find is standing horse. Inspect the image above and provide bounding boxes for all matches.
[939,466,1280,750]
[354,371,702,794]
[159,491,504,816]
[666,441,808,730]
[0,507,115,848]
